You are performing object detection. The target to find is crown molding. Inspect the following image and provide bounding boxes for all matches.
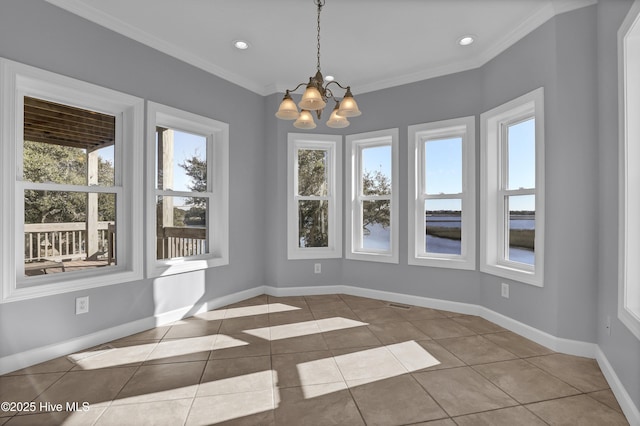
[348,0,597,96]
[45,0,597,97]
[44,0,269,96]
[553,0,598,15]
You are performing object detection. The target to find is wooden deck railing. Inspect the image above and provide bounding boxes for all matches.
[24,221,114,262]
[25,222,207,263]
[157,226,207,259]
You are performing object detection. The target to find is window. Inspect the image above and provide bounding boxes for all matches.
[481,88,545,286]
[619,0,640,341]
[287,133,342,260]
[0,59,144,302]
[146,102,229,276]
[408,117,475,269]
[345,129,398,263]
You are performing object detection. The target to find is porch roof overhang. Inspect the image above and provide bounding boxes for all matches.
[23,96,115,152]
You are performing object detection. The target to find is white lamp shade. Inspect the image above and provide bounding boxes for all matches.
[337,94,361,117]
[326,107,350,128]
[298,86,326,111]
[275,96,299,120]
[294,110,317,129]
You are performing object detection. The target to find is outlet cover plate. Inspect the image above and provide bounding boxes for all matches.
[501,283,510,299]
[76,296,89,315]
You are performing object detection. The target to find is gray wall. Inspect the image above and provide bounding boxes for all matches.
[270,6,601,342]
[270,5,640,410]
[0,0,267,358]
[597,0,640,408]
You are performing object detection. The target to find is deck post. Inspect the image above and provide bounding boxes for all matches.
[157,127,174,259]
[86,150,99,260]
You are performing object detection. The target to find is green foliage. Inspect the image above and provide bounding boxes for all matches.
[298,200,328,248]
[295,149,392,245]
[425,226,534,251]
[179,155,207,225]
[23,141,115,223]
[508,229,535,250]
[173,207,186,226]
[298,150,328,197]
[361,170,391,235]
[426,226,461,241]
[184,207,206,226]
[297,150,329,247]
[180,155,207,195]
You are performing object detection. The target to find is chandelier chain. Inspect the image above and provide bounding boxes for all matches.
[316,0,322,72]
[275,0,359,128]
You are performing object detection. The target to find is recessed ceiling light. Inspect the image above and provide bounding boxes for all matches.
[324,75,335,82]
[233,40,250,50]
[458,35,475,46]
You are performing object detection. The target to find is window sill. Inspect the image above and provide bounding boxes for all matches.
[149,256,229,278]
[480,263,543,287]
[288,248,342,261]
[2,269,142,303]
[346,251,399,264]
[409,256,475,270]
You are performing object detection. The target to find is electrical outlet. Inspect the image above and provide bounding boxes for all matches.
[605,315,611,335]
[314,263,321,274]
[76,296,89,315]
[501,283,510,299]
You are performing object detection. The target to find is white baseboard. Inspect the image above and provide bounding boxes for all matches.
[267,284,596,357]
[1,283,637,426]
[269,284,636,423]
[0,285,266,375]
[152,286,266,326]
[595,346,640,426]
[265,284,348,298]
[0,316,155,375]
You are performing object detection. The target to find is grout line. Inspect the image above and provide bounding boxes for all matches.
[3,293,627,425]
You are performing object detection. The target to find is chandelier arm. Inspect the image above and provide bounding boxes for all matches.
[324,80,350,91]
[277,0,359,127]
[324,87,336,100]
[285,83,310,93]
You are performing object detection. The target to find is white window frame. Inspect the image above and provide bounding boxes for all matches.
[345,128,399,263]
[146,102,229,277]
[408,117,476,269]
[618,0,640,341]
[481,88,545,286]
[287,133,342,260]
[0,58,144,303]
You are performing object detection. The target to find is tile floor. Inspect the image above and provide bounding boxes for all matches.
[0,294,630,425]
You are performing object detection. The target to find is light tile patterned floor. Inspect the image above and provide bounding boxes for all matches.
[0,294,630,425]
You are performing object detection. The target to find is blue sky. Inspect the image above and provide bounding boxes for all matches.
[162,130,207,193]
[423,118,536,212]
[362,145,391,182]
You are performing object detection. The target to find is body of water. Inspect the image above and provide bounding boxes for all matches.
[362,216,536,265]
[426,215,535,265]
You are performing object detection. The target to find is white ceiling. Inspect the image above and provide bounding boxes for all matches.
[45,0,595,96]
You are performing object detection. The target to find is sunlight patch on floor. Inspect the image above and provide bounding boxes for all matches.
[300,381,349,399]
[315,317,368,332]
[222,303,300,320]
[297,340,440,397]
[387,340,441,371]
[197,370,275,397]
[244,317,367,341]
[68,342,157,370]
[212,334,250,350]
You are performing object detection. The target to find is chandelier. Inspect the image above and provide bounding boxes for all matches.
[275,0,361,129]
